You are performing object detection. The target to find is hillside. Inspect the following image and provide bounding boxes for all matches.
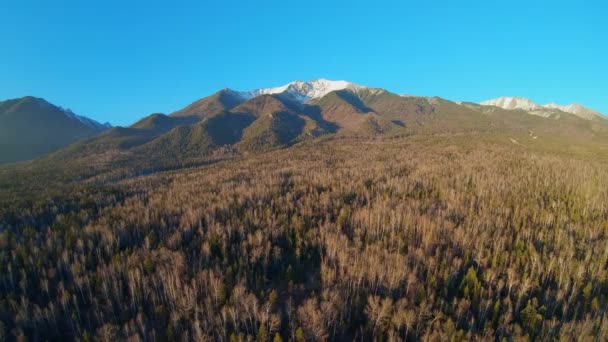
[0,96,110,163]
[37,80,608,180]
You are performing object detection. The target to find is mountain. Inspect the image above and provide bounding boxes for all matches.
[481,96,606,120]
[85,84,407,161]
[233,78,364,103]
[35,79,608,176]
[480,97,544,111]
[170,89,246,118]
[544,103,605,120]
[53,113,199,160]
[0,96,111,163]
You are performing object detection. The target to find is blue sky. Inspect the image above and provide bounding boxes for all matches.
[1,0,606,126]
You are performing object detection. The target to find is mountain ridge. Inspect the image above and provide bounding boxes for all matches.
[0,96,111,163]
[229,79,366,103]
[481,96,605,120]
[42,79,608,174]
[3,80,607,165]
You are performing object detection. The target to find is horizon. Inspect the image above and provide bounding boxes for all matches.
[1,0,607,126]
[4,78,606,127]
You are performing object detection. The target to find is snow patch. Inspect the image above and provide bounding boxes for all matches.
[544,103,603,120]
[480,97,605,120]
[480,97,543,111]
[233,79,365,103]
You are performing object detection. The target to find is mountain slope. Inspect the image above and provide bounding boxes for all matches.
[170,89,246,118]
[308,90,376,132]
[231,94,298,117]
[0,96,111,163]
[53,113,198,160]
[233,95,326,150]
[240,111,307,150]
[138,112,256,159]
[34,79,608,178]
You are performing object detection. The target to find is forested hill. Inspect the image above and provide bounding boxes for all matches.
[1,132,608,340]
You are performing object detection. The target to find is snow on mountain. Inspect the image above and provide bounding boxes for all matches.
[480,96,605,120]
[234,79,364,102]
[480,97,544,111]
[544,103,603,120]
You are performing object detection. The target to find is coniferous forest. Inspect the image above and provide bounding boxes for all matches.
[1,132,608,341]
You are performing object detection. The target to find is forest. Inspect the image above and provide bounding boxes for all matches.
[1,133,608,341]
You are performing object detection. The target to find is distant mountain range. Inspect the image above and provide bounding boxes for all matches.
[480,96,604,120]
[0,96,111,163]
[1,80,606,164]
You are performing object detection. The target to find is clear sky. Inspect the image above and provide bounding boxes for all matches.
[1,0,606,126]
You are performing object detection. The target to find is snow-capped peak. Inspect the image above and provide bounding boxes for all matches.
[480,97,543,111]
[544,103,603,120]
[480,96,605,120]
[234,79,364,102]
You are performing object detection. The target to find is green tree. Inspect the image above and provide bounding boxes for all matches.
[492,299,501,326]
[268,290,278,307]
[582,282,593,303]
[295,327,305,342]
[460,267,482,305]
[257,325,268,342]
[520,301,542,334]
